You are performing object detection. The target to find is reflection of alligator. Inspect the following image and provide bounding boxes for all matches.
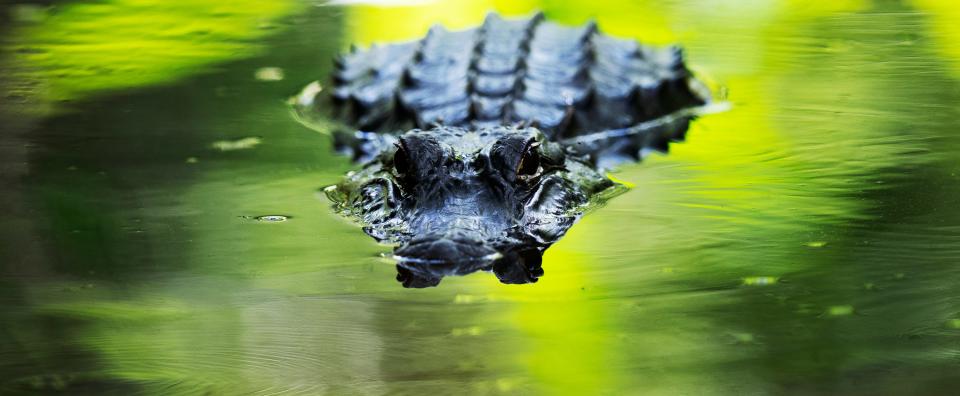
[294,12,717,287]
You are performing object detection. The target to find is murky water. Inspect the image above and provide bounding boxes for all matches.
[2,1,960,394]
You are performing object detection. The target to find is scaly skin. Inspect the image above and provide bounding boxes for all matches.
[295,12,714,287]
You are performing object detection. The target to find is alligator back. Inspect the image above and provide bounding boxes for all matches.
[329,13,708,140]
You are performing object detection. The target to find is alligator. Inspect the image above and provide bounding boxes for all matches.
[292,12,721,287]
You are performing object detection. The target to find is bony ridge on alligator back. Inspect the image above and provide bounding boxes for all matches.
[292,12,724,288]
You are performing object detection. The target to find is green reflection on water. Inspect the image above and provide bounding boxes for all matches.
[2,0,960,395]
[0,0,303,115]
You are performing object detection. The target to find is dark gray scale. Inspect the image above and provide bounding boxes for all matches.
[640,45,707,119]
[577,34,693,133]
[325,12,708,162]
[469,13,542,125]
[511,20,595,136]
[471,94,512,120]
[399,25,477,127]
[332,41,418,130]
[472,74,515,96]
[584,34,646,130]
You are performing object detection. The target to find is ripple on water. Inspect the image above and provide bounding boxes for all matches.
[240,215,291,222]
[741,276,780,286]
[254,67,284,81]
[210,137,262,151]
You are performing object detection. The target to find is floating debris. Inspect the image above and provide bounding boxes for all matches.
[253,215,289,222]
[717,85,730,101]
[453,294,479,304]
[742,276,779,286]
[240,215,291,222]
[451,326,484,337]
[254,67,284,81]
[825,305,854,317]
[289,80,323,107]
[805,241,828,248]
[948,319,960,329]
[185,157,199,164]
[211,137,262,151]
[729,332,757,344]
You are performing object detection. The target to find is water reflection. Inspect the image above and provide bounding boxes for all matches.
[2,0,960,395]
[397,246,545,287]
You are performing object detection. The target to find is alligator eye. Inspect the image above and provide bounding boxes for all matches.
[516,142,541,179]
[393,143,411,177]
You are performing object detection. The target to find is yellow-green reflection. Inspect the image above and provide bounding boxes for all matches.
[3,0,960,395]
[338,1,956,393]
[913,0,960,77]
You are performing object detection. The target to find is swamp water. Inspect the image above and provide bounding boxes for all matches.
[2,1,960,394]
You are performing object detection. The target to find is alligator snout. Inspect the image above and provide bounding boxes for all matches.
[393,232,501,271]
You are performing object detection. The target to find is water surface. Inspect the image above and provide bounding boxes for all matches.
[2,1,960,394]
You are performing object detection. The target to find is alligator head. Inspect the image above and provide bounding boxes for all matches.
[324,125,616,287]
[294,12,719,287]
